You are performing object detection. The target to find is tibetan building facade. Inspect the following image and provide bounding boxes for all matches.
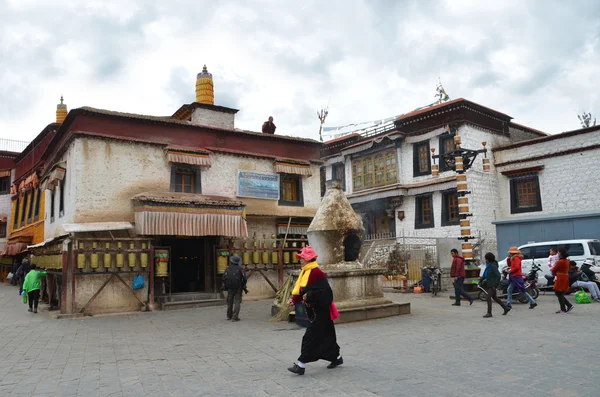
[21,67,321,316]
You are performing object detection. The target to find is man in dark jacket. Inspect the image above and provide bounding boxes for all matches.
[15,258,31,295]
[480,253,510,317]
[221,256,247,321]
[450,249,473,306]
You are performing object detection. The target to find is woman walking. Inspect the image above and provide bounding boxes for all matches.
[551,248,573,314]
[287,246,342,375]
[481,253,510,318]
[22,264,47,313]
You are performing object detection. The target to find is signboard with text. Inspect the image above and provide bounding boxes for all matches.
[237,170,280,200]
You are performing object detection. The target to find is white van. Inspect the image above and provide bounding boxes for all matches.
[481,239,600,285]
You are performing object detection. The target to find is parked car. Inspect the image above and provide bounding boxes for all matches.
[479,239,600,285]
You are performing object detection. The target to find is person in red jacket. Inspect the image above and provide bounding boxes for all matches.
[551,247,574,314]
[505,246,537,309]
[450,249,474,306]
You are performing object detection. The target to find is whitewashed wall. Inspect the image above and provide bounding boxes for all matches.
[494,130,600,220]
[0,169,14,251]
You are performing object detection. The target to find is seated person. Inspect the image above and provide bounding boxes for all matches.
[569,261,600,302]
[580,259,599,282]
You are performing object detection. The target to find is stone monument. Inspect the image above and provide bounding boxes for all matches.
[306,180,409,323]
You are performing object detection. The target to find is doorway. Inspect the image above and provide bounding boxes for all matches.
[157,237,216,294]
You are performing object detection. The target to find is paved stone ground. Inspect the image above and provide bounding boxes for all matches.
[0,283,597,397]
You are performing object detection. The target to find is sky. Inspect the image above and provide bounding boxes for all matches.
[0,0,599,144]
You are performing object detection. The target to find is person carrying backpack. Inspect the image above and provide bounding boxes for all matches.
[221,256,247,322]
[22,264,47,313]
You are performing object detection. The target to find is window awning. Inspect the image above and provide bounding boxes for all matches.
[273,159,312,176]
[166,148,212,167]
[6,235,34,256]
[41,167,66,191]
[132,192,247,237]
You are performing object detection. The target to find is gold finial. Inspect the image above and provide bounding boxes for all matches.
[196,64,214,105]
[202,64,208,73]
[56,95,68,123]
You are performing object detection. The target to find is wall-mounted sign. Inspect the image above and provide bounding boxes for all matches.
[237,170,280,200]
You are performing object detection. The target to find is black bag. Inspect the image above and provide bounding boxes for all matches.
[225,266,242,290]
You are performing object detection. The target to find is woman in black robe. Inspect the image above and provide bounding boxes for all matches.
[287,246,342,375]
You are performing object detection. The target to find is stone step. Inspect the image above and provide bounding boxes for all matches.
[157,293,222,304]
[161,299,225,311]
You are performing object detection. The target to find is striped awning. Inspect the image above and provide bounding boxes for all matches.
[132,192,247,237]
[166,149,211,167]
[0,170,10,178]
[273,160,312,176]
[277,223,309,236]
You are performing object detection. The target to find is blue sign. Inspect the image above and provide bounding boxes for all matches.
[237,171,280,200]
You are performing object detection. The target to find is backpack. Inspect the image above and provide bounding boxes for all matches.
[225,265,242,290]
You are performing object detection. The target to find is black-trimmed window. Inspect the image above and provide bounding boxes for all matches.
[279,174,303,206]
[13,196,19,229]
[59,180,65,217]
[413,141,431,177]
[27,189,35,223]
[351,148,397,191]
[0,221,6,238]
[20,191,28,226]
[170,166,201,193]
[415,194,434,229]
[0,177,9,195]
[510,174,542,214]
[34,188,41,221]
[439,135,456,172]
[50,188,55,223]
[441,189,459,226]
[332,163,346,191]
[320,167,326,197]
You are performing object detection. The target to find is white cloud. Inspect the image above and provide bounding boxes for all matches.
[0,0,599,144]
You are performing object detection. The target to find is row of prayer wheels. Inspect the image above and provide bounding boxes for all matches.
[217,238,307,273]
[76,241,150,271]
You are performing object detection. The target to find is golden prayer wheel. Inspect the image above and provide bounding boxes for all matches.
[116,242,124,268]
[432,164,439,177]
[128,243,136,268]
[104,242,112,268]
[456,174,468,192]
[283,250,290,264]
[261,244,269,265]
[252,251,260,265]
[461,229,471,237]
[77,242,85,269]
[140,243,148,268]
[454,135,461,146]
[460,219,470,228]
[155,249,169,277]
[90,242,99,269]
[217,253,228,274]
[458,197,469,214]
[291,242,298,264]
[242,241,250,265]
[455,156,464,172]
[461,242,473,259]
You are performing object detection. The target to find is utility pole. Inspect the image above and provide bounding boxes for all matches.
[317,107,329,142]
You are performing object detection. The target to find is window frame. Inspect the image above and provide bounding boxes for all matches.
[34,188,41,221]
[331,163,346,191]
[20,191,28,227]
[413,140,431,177]
[170,166,202,194]
[509,174,542,214]
[439,135,456,172]
[13,196,20,230]
[0,176,10,195]
[278,174,304,207]
[50,188,55,223]
[351,148,397,191]
[59,179,65,218]
[441,189,460,226]
[0,221,6,238]
[27,189,35,224]
[415,194,434,229]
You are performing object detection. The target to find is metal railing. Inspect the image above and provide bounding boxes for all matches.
[0,138,29,153]
[364,232,396,241]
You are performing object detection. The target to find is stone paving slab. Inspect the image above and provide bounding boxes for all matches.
[0,284,598,396]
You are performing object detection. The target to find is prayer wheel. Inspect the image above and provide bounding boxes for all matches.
[462,242,473,259]
[460,219,470,228]
[155,249,169,277]
[458,197,469,214]
[128,243,136,268]
[456,174,468,192]
[432,164,439,177]
[455,156,464,172]
[217,252,228,274]
[454,135,461,146]
[104,242,112,268]
[461,228,471,237]
[77,242,85,269]
[90,242,99,269]
[283,241,290,264]
[291,241,299,264]
[140,243,148,268]
[261,241,269,265]
[116,242,124,268]
[483,158,490,171]
[252,239,259,264]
